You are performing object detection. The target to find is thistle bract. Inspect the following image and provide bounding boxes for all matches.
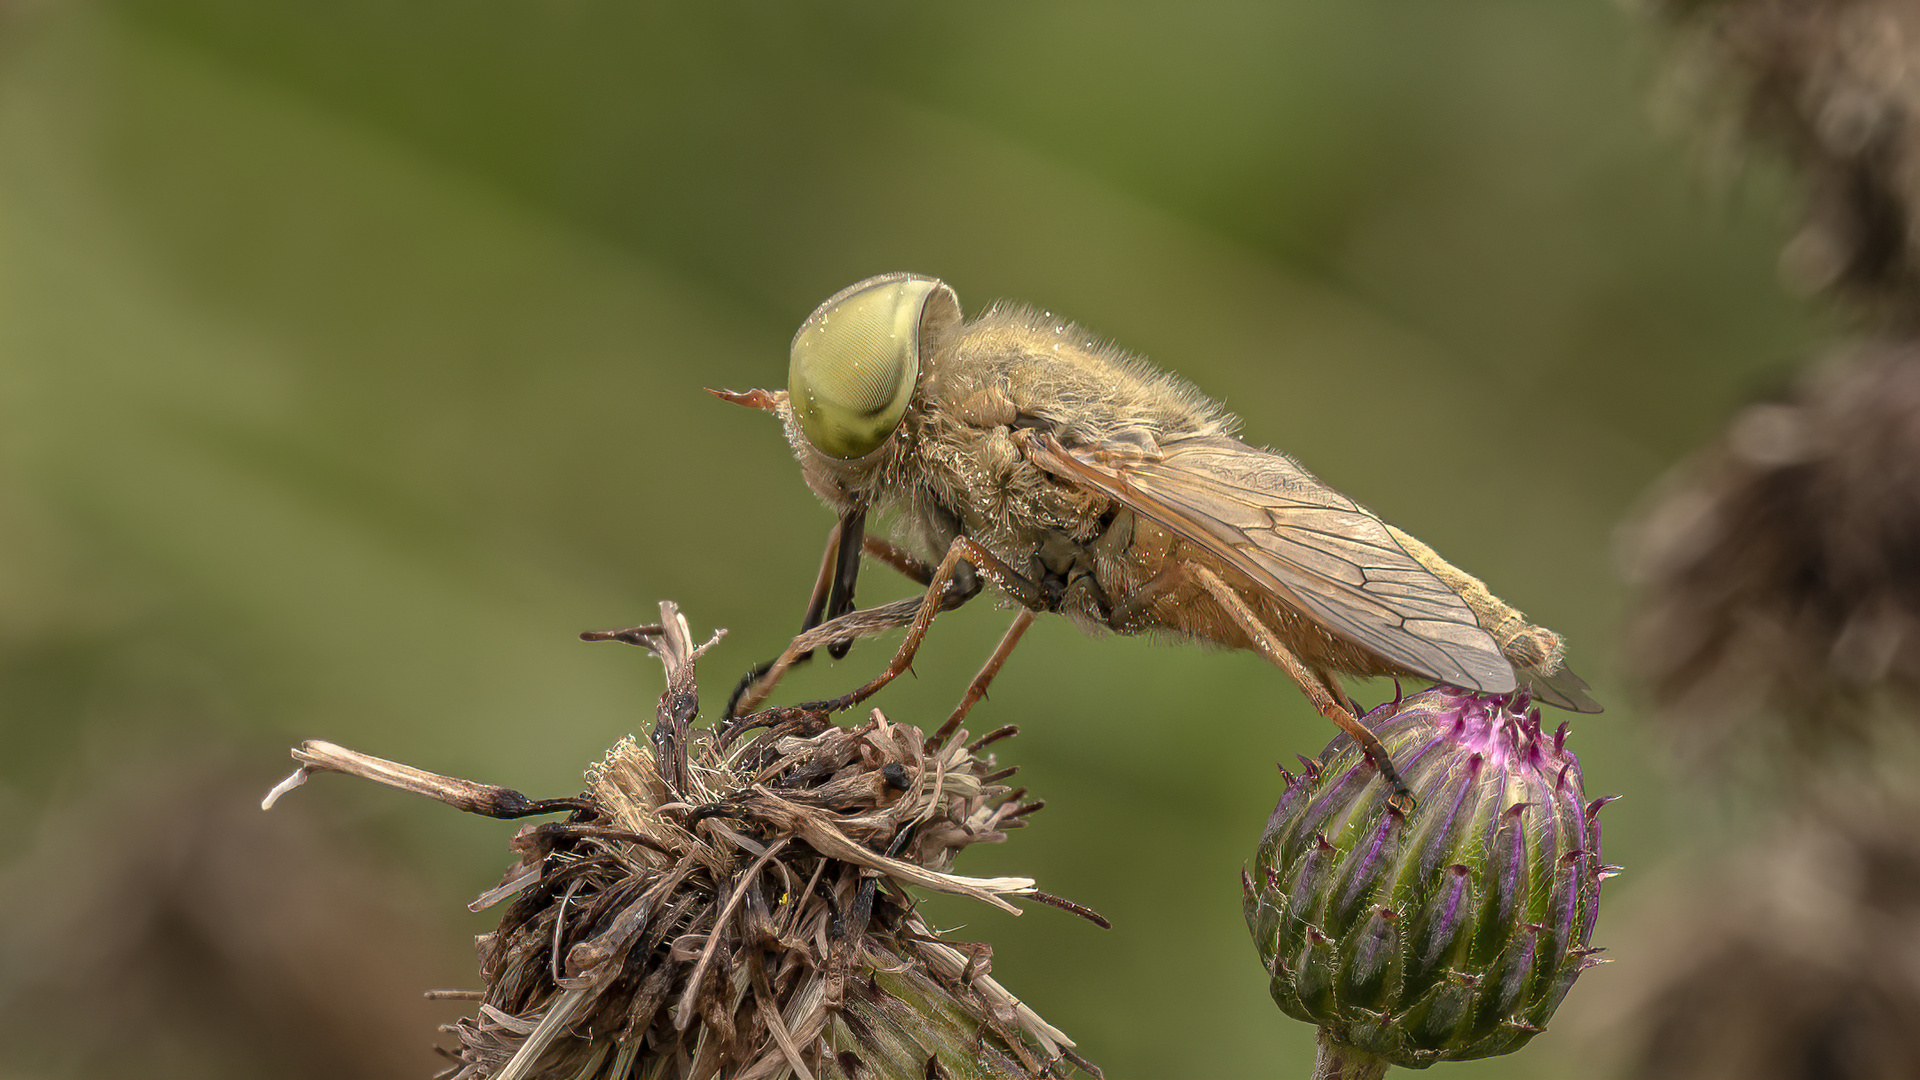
[1244,688,1613,1068]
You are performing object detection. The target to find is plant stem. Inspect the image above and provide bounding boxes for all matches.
[1312,1028,1389,1080]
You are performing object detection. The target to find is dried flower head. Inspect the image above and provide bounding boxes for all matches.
[1648,0,1920,318]
[265,603,1101,1080]
[1245,688,1613,1071]
[1622,343,1920,769]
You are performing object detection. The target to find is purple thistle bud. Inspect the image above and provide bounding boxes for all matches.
[1244,688,1612,1068]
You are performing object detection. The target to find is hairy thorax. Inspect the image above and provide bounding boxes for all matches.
[878,307,1247,630]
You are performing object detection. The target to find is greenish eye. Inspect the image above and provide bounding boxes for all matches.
[789,273,958,459]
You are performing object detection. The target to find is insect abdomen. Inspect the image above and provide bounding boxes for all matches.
[1384,525,1566,677]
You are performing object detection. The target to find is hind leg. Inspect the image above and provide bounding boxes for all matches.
[1188,566,1416,813]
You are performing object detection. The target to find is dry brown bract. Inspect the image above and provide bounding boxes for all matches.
[264,602,1102,1080]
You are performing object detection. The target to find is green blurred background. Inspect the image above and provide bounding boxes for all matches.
[0,1,1823,1077]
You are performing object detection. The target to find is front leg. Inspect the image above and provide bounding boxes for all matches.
[727,519,848,718]
[822,509,867,660]
[794,517,852,662]
[861,535,936,586]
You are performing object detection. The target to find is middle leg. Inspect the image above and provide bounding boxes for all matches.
[730,534,950,717]
[929,608,1037,748]
[805,535,1048,715]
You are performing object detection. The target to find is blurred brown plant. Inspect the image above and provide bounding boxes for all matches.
[1652,0,1920,318]
[1631,0,1920,773]
[1596,787,1920,1080]
[0,749,457,1079]
[1617,2,1920,1076]
[1621,341,1920,769]
[265,603,1102,1080]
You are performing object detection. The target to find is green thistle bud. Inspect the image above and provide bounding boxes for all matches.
[1245,688,1615,1070]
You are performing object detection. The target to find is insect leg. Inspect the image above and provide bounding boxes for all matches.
[806,536,1045,715]
[731,534,1000,718]
[727,520,848,717]
[929,609,1037,748]
[823,509,868,659]
[731,598,927,716]
[799,521,932,635]
[1189,566,1417,813]
[729,524,938,718]
[861,535,936,586]
[1104,565,1194,631]
[1320,674,1366,725]
[800,520,847,642]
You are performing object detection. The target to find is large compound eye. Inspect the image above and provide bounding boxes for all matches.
[789,273,959,459]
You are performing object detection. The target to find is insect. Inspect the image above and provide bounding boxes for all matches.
[719,272,1597,805]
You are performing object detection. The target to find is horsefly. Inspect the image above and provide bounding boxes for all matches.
[717,273,1597,806]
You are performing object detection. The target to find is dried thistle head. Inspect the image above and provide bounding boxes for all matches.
[1622,343,1920,771]
[1647,0,1920,319]
[265,603,1099,1080]
[450,721,1085,1080]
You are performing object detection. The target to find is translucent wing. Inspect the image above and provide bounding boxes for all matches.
[1017,430,1518,694]
[1527,663,1600,713]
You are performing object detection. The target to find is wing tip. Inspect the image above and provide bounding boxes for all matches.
[1524,665,1603,714]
